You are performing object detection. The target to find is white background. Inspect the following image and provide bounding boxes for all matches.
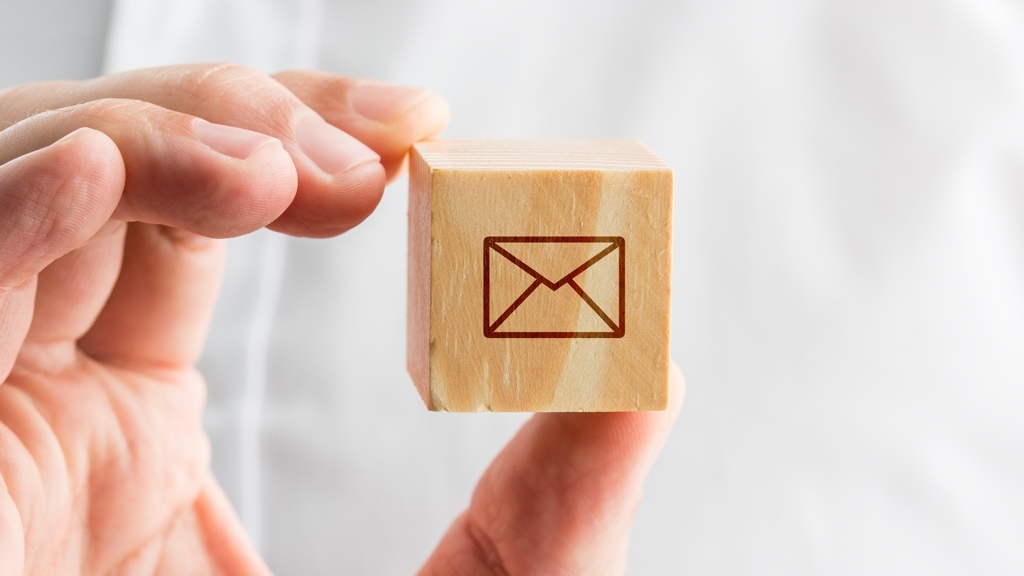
[3,0,1023,573]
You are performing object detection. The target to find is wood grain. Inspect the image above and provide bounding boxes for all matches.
[408,140,673,412]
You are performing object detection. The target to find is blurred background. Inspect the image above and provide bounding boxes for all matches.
[3,0,1023,573]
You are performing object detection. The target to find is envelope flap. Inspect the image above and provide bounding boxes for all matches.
[490,282,616,334]
[492,237,619,285]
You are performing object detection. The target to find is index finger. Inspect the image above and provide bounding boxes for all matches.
[0,64,388,237]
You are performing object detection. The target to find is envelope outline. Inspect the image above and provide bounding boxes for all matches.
[483,236,625,338]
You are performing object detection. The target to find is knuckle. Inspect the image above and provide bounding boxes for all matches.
[313,75,356,109]
[464,516,512,576]
[49,98,165,127]
[173,62,263,99]
[31,99,179,143]
[173,63,301,128]
[284,71,355,116]
[0,81,73,129]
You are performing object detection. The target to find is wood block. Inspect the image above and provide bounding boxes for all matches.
[407,140,673,412]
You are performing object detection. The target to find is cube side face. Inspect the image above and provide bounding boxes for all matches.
[424,164,673,412]
[406,148,432,407]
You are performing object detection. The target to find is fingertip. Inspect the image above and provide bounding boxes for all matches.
[268,159,385,237]
[667,361,686,416]
[29,126,126,233]
[272,71,451,183]
[380,154,408,182]
[412,91,451,136]
[41,128,126,257]
[54,125,109,148]
[335,159,387,231]
[0,127,125,293]
[52,127,127,191]
[395,90,450,139]
[377,92,451,181]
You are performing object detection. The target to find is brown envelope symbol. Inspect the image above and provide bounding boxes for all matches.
[483,236,625,338]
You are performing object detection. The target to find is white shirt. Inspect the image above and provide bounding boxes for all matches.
[4,0,1023,573]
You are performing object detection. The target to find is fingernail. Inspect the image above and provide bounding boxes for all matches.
[295,114,379,174]
[349,80,434,123]
[194,120,280,160]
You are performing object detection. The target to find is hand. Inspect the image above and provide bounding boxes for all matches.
[0,63,683,575]
[0,63,448,574]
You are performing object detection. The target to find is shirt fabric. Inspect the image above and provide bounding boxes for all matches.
[6,0,1024,574]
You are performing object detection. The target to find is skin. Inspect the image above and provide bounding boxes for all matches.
[0,64,684,575]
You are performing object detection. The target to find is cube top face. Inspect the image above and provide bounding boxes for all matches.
[408,140,673,412]
[413,139,671,171]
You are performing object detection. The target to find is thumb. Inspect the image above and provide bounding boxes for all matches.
[421,364,686,576]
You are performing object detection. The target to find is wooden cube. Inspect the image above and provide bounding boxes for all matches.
[407,140,673,412]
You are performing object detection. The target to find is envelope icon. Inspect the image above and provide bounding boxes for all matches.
[483,236,625,338]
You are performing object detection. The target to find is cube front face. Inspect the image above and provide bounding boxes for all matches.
[408,141,672,412]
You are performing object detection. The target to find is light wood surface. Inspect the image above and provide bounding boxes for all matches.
[408,140,673,412]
